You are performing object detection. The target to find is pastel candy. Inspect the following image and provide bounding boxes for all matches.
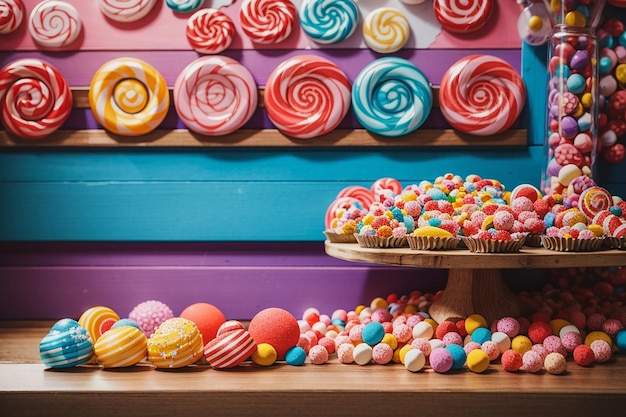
[98,0,157,23]
[165,0,203,14]
[239,0,296,44]
[94,326,147,368]
[352,56,432,137]
[78,306,120,343]
[0,58,73,139]
[298,0,358,44]
[434,0,494,34]
[186,8,235,54]
[40,319,94,368]
[0,0,25,34]
[28,1,82,49]
[204,328,257,369]
[89,57,169,136]
[265,55,351,139]
[174,56,257,136]
[363,7,410,54]
[439,54,526,136]
[147,318,204,368]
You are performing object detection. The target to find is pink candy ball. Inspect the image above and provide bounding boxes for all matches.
[543,335,567,356]
[590,339,612,363]
[411,337,432,356]
[318,336,335,354]
[587,313,606,331]
[522,350,544,373]
[496,316,521,338]
[442,332,463,347]
[128,300,174,337]
[544,352,567,375]
[560,331,582,353]
[429,347,454,373]
[370,308,392,323]
[308,344,329,365]
[464,341,482,355]
[406,314,424,327]
[481,341,500,362]
[393,323,413,343]
[348,324,364,343]
[602,318,624,337]
[337,343,354,364]
[372,343,393,365]
[493,211,515,231]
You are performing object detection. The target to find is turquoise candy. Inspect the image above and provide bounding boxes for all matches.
[40,319,94,368]
[445,344,467,370]
[362,321,385,346]
[566,73,586,95]
[352,57,433,137]
[165,0,203,13]
[470,327,492,345]
[299,0,359,44]
[111,318,141,330]
[285,346,307,366]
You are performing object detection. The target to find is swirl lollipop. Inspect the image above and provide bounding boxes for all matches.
[439,54,526,136]
[89,58,169,136]
[579,186,613,221]
[239,0,297,44]
[98,0,157,23]
[174,56,257,136]
[0,0,25,34]
[186,8,235,54]
[298,0,359,44]
[325,196,362,229]
[0,58,72,139]
[363,7,410,54]
[28,1,82,49]
[351,57,432,137]
[434,0,494,34]
[371,177,403,201]
[336,185,375,209]
[165,0,203,14]
[264,55,351,139]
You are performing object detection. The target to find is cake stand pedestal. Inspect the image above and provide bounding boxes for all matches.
[324,242,626,324]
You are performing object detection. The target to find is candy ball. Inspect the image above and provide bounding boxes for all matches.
[248,307,300,360]
[496,316,520,338]
[501,349,523,372]
[308,344,329,365]
[470,327,492,345]
[429,347,454,373]
[78,306,120,343]
[573,344,595,367]
[285,346,307,366]
[404,348,426,372]
[40,319,94,368]
[522,350,543,373]
[412,321,434,339]
[337,343,355,364]
[353,343,373,365]
[616,329,626,351]
[372,343,394,365]
[465,314,488,334]
[362,321,385,346]
[94,326,147,368]
[179,302,226,345]
[511,335,533,355]
[528,321,553,344]
[252,343,277,366]
[129,300,174,338]
[445,343,467,370]
[466,348,490,373]
[544,352,567,375]
[590,339,612,363]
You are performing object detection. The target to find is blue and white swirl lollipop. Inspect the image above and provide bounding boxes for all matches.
[298,0,359,44]
[165,0,203,14]
[352,57,432,137]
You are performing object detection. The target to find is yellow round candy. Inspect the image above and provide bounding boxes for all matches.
[588,224,604,237]
[466,349,490,373]
[511,335,533,355]
[565,10,586,27]
[404,305,417,314]
[528,15,544,32]
[363,7,409,53]
[549,319,570,336]
[616,64,626,84]
[585,331,613,348]
[465,314,488,334]
[397,344,413,365]
[354,305,366,315]
[381,333,398,350]
[571,103,584,118]
[252,343,277,366]
[370,297,388,310]
[581,92,593,109]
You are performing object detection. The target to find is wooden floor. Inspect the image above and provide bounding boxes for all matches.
[1,322,626,417]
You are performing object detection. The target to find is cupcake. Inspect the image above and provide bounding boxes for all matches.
[324,198,365,243]
[355,202,409,248]
[462,230,526,253]
[407,226,460,250]
[540,224,604,252]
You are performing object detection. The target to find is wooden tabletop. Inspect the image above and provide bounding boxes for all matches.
[2,322,626,417]
[324,242,626,269]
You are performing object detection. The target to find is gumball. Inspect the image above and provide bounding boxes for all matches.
[179,303,226,345]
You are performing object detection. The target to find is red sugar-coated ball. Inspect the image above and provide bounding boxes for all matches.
[318,336,335,354]
[587,313,606,331]
[528,321,553,344]
[435,320,458,340]
[602,318,624,337]
[501,349,523,372]
[573,344,595,367]
[455,319,468,338]
[248,307,300,360]
[179,303,226,346]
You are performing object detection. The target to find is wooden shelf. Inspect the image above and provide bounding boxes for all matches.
[1,322,626,417]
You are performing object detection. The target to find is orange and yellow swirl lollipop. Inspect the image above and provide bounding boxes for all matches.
[89,57,169,136]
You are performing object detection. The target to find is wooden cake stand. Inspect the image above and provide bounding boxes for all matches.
[324,242,626,323]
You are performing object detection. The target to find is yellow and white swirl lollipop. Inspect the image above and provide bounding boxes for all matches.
[363,7,410,54]
[89,58,169,136]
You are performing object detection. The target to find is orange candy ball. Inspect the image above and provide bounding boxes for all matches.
[248,307,300,360]
[179,303,226,345]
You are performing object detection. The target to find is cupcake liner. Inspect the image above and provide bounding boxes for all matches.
[540,236,604,252]
[407,235,461,250]
[523,233,542,248]
[355,234,408,248]
[462,237,525,253]
[604,237,626,250]
[323,231,358,243]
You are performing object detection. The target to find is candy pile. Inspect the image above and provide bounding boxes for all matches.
[325,173,626,251]
[39,265,626,374]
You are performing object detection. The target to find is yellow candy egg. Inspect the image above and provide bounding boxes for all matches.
[252,343,277,366]
[397,344,413,365]
[381,333,398,350]
[370,297,388,310]
[616,64,626,84]
[565,10,586,27]
[585,331,613,347]
[511,335,533,355]
[588,224,604,237]
[528,15,544,32]
[581,92,593,109]
[465,314,488,334]
[466,349,490,373]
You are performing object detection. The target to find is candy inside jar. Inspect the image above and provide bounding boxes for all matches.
[540,1,607,199]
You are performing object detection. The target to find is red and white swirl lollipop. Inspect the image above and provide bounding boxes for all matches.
[336,185,375,209]
[28,1,82,49]
[371,177,402,201]
[0,0,25,34]
[434,0,494,34]
[325,196,362,229]
[186,8,235,55]
[174,56,258,136]
[579,186,613,221]
[439,54,526,136]
[264,55,351,139]
[239,0,297,44]
[98,0,157,23]
[0,58,72,139]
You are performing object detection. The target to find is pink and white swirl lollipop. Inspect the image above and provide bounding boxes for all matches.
[98,0,157,23]
[0,58,72,139]
[264,55,351,139]
[28,1,82,48]
[371,177,402,201]
[0,0,25,34]
[434,0,494,34]
[174,56,258,136]
[439,54,526,136]
[186,8,235,55]
[325,196,362,229]
[239,0,297,44]
[336,185,375,210]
